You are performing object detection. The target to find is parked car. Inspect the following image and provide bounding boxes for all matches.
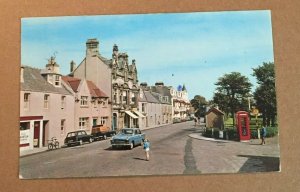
[110,128,145,150]
[64,130,94,147]
[91,125,116,141]
[173,117,181,124]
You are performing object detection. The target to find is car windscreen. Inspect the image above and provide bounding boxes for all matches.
[121,129,133,135]
[67,133,76,137]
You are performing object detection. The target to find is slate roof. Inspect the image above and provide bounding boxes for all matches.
[150,86,172,104]
[139,90,159,103]
[21,66,71,95]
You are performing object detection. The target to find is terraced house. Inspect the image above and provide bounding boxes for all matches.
[20,57,74,151]
[62,76,110,134]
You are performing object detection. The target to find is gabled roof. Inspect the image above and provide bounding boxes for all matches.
[21,66,71,95]
[205,107,225,115]
[150,86,172,104]
[62,76,81,93]
[139,90,159,103]
[86,80,108,98]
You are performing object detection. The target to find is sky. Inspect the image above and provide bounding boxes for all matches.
[21,10,274,100]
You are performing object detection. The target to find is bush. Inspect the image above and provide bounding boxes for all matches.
[203,126,278,140]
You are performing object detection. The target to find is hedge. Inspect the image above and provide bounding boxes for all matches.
[203,126,278,140]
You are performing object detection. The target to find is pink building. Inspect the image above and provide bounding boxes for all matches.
[62,76,110,134]
[20,57,75,151]
[71,38,112,129]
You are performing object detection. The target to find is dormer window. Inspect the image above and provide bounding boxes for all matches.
[55,75,60,86]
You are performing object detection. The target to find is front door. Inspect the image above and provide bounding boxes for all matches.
[34,121,40,148]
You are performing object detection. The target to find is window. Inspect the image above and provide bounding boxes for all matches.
[142,103,146,112]
[44,94,49,109]
[24,93,30,109]
[113,92,117,104]
[61,119,65,135]
[55,75,60,86]
[100,117,108,125]
[80,96,88,107]
[123,91,127,104]
[61,96,66,109]
[93,118,97,126]
[79,117,89,130]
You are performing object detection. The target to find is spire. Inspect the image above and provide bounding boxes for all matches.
[182,84,187,91]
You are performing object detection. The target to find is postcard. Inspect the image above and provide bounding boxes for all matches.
[19,10,279,179]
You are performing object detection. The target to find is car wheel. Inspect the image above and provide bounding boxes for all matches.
[129,142,134,150]
[67,144,71,147]
[79,140,83,145]
[89,137,93,143]
[103,135,107,140]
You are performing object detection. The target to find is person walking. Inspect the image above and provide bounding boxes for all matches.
[260,124,267,145]
[194,117,197,126]
[143,139,150,161]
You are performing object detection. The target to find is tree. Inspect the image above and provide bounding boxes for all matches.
[190,95,207,117]
[252,62,276,126]
[213,72,252,125]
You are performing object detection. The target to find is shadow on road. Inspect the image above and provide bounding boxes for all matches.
[237,155,280,173]
[133,157,147,161]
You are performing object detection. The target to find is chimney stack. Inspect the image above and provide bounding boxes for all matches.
[70,60,76,73]
[86,38,99,57]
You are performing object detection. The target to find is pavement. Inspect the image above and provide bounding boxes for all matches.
[20,147,50,157]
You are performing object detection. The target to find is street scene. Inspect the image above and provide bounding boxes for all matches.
[20,121,279,178]
[20,10,279,178]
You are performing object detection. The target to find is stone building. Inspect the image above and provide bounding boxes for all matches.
[111,44,140,130]
[20,57,74,151]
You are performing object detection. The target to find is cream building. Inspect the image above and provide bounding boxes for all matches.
[170,84,190,121]
[20,58,74,151]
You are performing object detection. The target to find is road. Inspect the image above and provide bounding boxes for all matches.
[19,121,280,179]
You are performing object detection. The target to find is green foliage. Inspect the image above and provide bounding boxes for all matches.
[213,72,252,125]
[203,126,278,140]
[252,62,277,126]
[190,95,207,117]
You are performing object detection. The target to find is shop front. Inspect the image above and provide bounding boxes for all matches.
[20,116,44,151]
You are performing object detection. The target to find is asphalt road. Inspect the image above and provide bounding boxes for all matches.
[19,121,280,179]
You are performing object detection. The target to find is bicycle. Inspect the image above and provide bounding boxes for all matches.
[47,137,59,150]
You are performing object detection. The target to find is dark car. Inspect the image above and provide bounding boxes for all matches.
[64,130,94,147]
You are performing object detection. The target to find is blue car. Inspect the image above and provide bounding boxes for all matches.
[110,128,145,150]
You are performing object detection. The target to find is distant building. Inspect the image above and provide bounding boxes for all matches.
[62,76,110,134]
[70,38,112,129]
[170,84,190,121]
[20,57,74,151]
[111,44,140,129]
[150,82,173,124]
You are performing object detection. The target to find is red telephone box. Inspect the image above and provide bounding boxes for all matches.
[236,111,250,142]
